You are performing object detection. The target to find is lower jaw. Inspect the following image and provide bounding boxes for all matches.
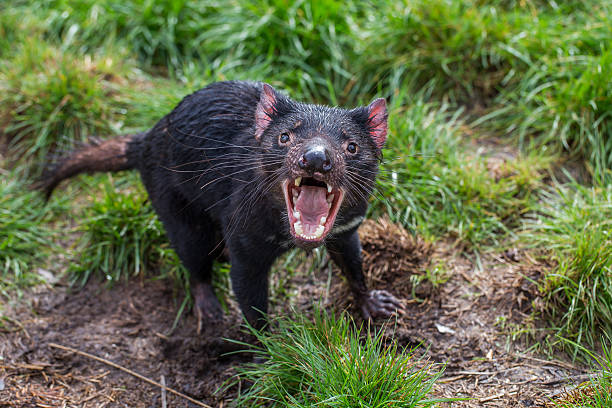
[293,220,326,241]
[283,181,343,245]
[290,222,330,246]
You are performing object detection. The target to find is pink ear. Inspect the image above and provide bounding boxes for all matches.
[255,83,277,141]
[366,98,388,149]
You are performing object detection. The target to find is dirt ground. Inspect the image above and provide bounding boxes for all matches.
[0,218,588,407]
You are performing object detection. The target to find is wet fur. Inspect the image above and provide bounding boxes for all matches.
[41,80,398,328]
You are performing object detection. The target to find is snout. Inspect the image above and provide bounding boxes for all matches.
[298,144,333,175]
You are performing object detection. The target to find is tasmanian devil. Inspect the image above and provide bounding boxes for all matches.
[40,80,402,331]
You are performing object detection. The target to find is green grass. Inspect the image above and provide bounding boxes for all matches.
[523,182,612,357]
[357,0,515,102]
[5,0,611,177]
[361,0,612,179]
[373,89,545,248]
[0,175,63,297]
[486,47,612,184]
[67,174,186,287]
[15,0,366,103]
[230,308,447,407]
[362,0,610,98]
[0,39,127,172]
[115,76,190,131]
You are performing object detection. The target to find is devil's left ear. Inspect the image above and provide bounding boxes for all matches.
[255,83,278,141]
[366,98,388,150]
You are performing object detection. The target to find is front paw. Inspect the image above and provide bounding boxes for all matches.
[358,290,403,320]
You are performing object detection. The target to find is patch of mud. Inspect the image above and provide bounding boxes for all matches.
[348,218,583,407]
[1,218,586,407]
[1,281,250,407]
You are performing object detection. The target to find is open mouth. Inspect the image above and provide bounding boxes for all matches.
[282,177,344,243]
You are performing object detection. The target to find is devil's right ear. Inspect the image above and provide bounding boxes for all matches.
[255,83,278,141]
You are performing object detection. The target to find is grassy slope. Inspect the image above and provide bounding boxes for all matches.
[1,0,611,403]
[524,183,612,356]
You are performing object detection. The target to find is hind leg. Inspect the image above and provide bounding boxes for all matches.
[153,197,223,333]
[171,222,224,333]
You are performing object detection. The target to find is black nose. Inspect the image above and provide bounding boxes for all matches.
[299,146,333,173]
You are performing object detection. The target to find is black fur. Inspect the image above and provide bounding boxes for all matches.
[42,80,401,329]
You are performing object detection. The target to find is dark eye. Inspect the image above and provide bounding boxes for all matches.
[279,132,290,144]
[346,142,358,154]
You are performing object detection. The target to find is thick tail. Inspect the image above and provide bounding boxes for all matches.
[36,133,144,199]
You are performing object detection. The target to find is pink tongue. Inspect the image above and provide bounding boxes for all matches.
[295,186,329,235]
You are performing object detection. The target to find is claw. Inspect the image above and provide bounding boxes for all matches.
[196,307,203,335]
[358,289,403,320]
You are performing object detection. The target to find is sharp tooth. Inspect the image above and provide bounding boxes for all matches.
[314,225,324,238]
[327,184,332,193]
[294,177,302,187]
[293,211,301,220]
[292,189,298,200]
[319,216,326,225]
[326,194,334,204]
[294,221,303,235]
